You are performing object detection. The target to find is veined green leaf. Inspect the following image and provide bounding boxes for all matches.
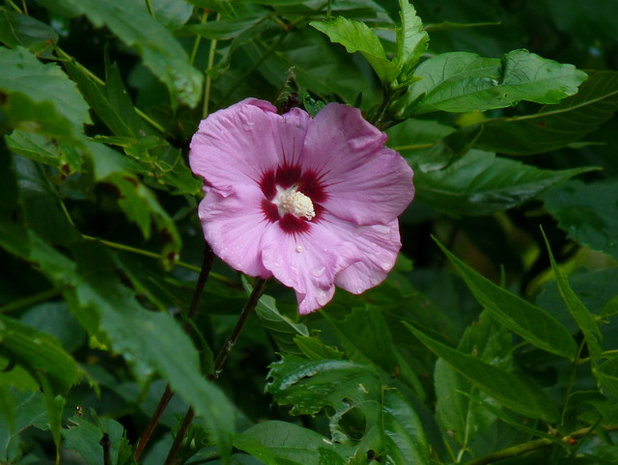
[542,179,618,260]
[266,355,430,462]
[396,0,428,75]
[473,70,618,154]
[435,311,512,446]
[541,229,603,363]
[434,238,578,360]
[405,322,559,422]
[411,149,595,216]
[310,16,398,83]
[0,225,235,461]
[254,294,309,354]
[408,49,587,114]
[323,307,424,397]
[0,46,90,140]
[36,0,203,108]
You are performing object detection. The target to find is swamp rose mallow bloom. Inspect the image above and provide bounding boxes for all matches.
[189,98,414,314]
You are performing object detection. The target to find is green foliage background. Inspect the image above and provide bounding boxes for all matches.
[1,0,617,464]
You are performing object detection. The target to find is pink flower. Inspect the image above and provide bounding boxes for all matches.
[189,99,414,314]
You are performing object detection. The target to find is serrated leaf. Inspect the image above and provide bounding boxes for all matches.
[36,0,203,108]
[310,17,398,83]
[541,229,603,363]
[0,46,90,139]
[473,70,618,154]
[411,149,594,216]
[396,0,428,74]
[266,355,430,461]
[542,179,618,260]
[0,315,79,394]
[404,322,559,422]
[408,49,587,114]
[434,238,578,360]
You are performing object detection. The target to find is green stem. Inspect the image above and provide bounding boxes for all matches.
[163,279,267,465]
[190,10,210,67]
[466,425,618,465]
[465,438,553,465]
[144,0,155,17]
[390,142,434,152]
[202,13,221,119]
[80,234,238,288]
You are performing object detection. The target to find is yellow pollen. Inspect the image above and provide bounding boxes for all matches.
[274,185,315,220]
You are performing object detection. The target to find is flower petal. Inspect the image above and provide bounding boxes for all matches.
[199,183,272,278]
[189,99,310,192]
[327,216,402,294]
[259,223,360,314]
[302,103,414,225]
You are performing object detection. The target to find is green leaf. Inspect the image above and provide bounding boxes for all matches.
[0,315,80,394]
[266,355,430,462]
[0,226,235,461]
[0,388,47,461]
[310,16,398,83]
[434,238,578,360]
[0,8,58,51]
[542,179,618,260]
[36,0,203,108]
[473,70,618,154]
[410,123,482,173]
[597,356,618,399]
[63,413,135,465]
[249,28,378,106]
[255,294,309,354]
[411,149,594,216]
[0,46,90,140]
[396,0,428,75]
[381,389,431,465]
[541,229,603,362]
[234,421,347,465]
[180,16,265,40]
[408,49,587,114]
[435,311,512,446]
[323,307,424,397]
[6,130,85,174]
[404,322,559,422]
[150,0,193,28]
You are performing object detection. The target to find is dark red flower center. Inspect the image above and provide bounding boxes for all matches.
[259,163,327,233]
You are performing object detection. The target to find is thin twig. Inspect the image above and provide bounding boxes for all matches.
[163,278,267,465]
[134,246,214,461]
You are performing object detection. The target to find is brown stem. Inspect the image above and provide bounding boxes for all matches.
[163,278,267,464]
[134,245,214,461]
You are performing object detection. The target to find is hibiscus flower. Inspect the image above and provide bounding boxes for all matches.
[189,98,414,314]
